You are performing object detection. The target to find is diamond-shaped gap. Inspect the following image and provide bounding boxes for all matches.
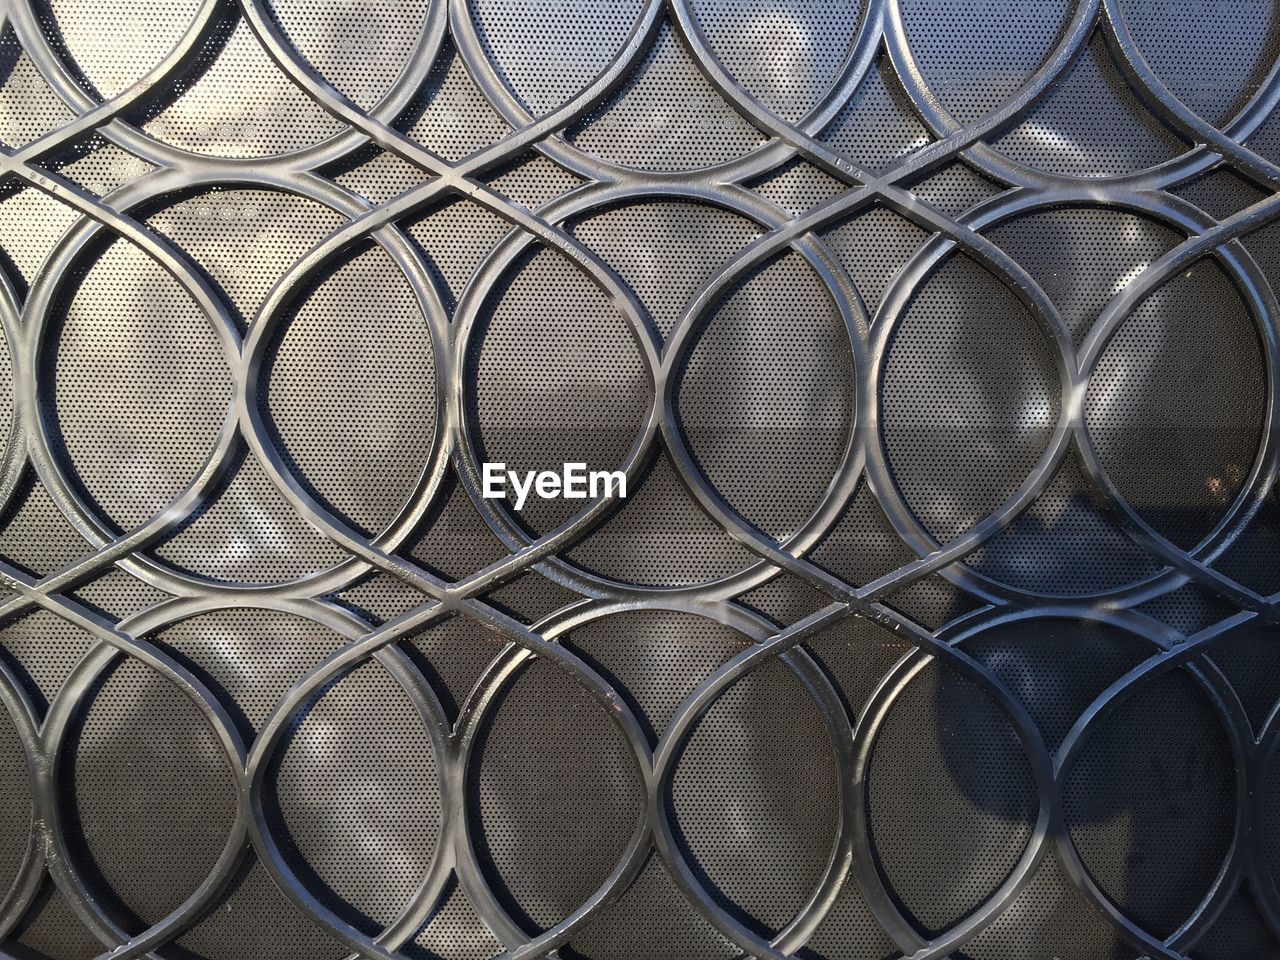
[668,655,840,939]
[66,567,171,622]
[149,448,347,585]
[866,655,1040,938]
[404,195,513,316]
[481,570,585,625]
[151,608,348,739]
[563,609,752,743]
[1117,0,1280,129]
[0,472,90,577]
[897,0,1071,130]
[568,18,765,172]
[173,858,348,960]
[399,37,511,163]
[566,855,738,960]
[906,160,1004,219]
[689,0,863,126]
[470,0,645,119]
[963,445,1164,596]
[411,878,502,960]
[735,568,832,628]
[992,31,1191,178]
[745,157,848,217]
[950,852,1134,959]
[818,43,933,174]
[0,608,98,714]
[268,0,430,112]
[143,15,345,157]
[565,450,756,587]
[808,478,918,588]
[1168,164,1270,221]
[47,231,233,535]
[676,249,853,543]
[473,650,642,930]
[34,0,203,102]
[0,182,80,299]
[143,186,345,335]
[323,145,430,206]
[331,571,432,626]
[802,614,916,722]
[800,874,899,960]
[399,466,509,583]
[480,152,584,211]
[270,659,440,934]
[401,614,506,721]
[963,618,1154,755]
[1062,667,1235,941]
[880,251,1060,548]
[984,206,1183,349]
[261,241,438,539]
[569,198,762,341]
[0,25,75,148]
[468,243,650,540]
[818,204,931,320]
[41,135,155,198]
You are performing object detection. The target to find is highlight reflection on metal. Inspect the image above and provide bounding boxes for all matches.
[0,0,1277,958]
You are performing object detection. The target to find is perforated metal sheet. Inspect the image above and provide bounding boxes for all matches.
[0,1,1277,959]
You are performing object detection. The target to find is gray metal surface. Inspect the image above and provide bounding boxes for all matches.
[0,0,1277,958]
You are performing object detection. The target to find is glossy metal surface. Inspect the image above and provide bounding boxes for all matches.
[0,0,1277,958]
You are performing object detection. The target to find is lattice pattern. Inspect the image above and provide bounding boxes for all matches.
[0,1,1277,959]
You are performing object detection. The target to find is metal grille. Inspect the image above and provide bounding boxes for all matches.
[0,1,1276,959]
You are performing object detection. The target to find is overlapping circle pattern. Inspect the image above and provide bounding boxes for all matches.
[0,0,1278,958]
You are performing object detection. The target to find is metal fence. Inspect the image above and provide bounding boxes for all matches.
[0,0,1277,958]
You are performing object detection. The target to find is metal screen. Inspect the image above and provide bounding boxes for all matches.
[0,0,1277,958]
